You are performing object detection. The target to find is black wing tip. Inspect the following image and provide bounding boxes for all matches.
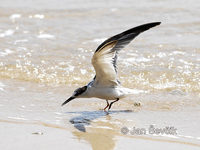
[149,22,161,25]
[125,21,161,34]
[146,22,161,28]
[95,22,161,52]
[143,22,161,26]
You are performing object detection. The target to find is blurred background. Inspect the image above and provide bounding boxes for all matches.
[0,0,200,150]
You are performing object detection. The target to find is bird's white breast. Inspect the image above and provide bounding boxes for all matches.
[83,86,129,100]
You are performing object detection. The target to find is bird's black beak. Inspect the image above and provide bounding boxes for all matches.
[61,96,76,106]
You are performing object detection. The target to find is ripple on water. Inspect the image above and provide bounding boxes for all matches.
[37,34,55,39]
[0,29,15,37]
[0,7,199,95]
[0,82,6,91]
[0,49,14,57]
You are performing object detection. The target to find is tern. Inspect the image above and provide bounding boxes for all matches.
[62,22,161,111]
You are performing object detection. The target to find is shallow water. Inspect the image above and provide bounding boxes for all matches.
[0,0,200,149]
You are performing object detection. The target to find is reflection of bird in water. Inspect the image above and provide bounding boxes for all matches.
[69,110,132,149]
[72,114,116,150]
[62,22,161,111]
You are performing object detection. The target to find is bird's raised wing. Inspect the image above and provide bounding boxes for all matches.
[92,22,161,87]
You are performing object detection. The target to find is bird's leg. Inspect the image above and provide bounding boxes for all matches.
[103,100,110,111]
[108,98,119,110]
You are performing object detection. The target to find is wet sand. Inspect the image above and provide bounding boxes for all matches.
[1,0,200,149]
[1,111,200,150]
[1,112,200,150]
[1,80,200,150]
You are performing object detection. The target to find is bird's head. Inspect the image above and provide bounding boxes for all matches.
[61,86,87,106]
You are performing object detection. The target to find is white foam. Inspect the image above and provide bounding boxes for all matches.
[17,47,27,51]
[131,89,149,94]
[80,69,87,75]
[92,38,107,43]
[172,51,185,55]
[37,34,55,39]
[126,57,151,62]
[29,14,45,19]
[96,126,113,130]
[7,116,28,121]
[0,82,6,91]
[110,8,118,12]
[179,59,193,65]
[157,52,166,58]
[151,82,177,89]
[14,39,28,44]
[0,29,15,37]
[66,65,74,72]
[0,49,14,56]
[34,14,45,19]
[9,14,21,20]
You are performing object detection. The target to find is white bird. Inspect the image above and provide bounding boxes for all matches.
[62,22,161,111]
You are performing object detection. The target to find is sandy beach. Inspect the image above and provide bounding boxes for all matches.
[1,80,200,150]
[0,0,200,149]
